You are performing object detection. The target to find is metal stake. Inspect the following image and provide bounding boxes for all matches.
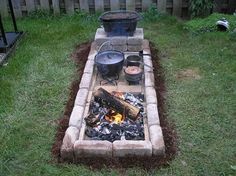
[8,0,18,32]
[0,14,8,46]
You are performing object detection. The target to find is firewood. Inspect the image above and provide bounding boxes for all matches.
[94,88,140,121]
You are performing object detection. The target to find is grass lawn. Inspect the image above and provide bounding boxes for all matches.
[0,12,235,175]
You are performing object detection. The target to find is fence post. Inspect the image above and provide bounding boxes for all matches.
[157,0,166,13]
[40,0,50,11]
[142,0,152,11]
[110,0,120,11]
[52,0,60,15]
[173,0,182,17]
[95,0,104,12]
[126,0,136,11]
[11,0,22,18]
[79,0,89,12]
[0,0,8,17]
[65,0,75,15]
[25,0,36,13]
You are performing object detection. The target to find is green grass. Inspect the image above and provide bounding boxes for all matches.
[0,12,236,176]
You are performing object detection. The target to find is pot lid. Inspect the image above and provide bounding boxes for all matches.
[95,50,124,65]
[125,66,142,75]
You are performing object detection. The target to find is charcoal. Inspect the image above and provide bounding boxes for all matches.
[85,92,145,142]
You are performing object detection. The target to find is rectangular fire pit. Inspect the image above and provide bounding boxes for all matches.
[60,29,165,161]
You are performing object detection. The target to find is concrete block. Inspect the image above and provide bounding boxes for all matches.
[127,37,143,45]
[94,28,106,40]
[143,48,151,55]
[78,104,90,140]
[143,117,150,140]
[95,38,109,47]
[88,52,97,60]
[98,44,114,52]
[69,106,85,128]
[149,125,165,156]
[79,73,93,89]
[145,87,157,104]
[142,39,150,49]
[143,55,153,72]
[145,72,155,87]
[74,88,89,107]
[113,140,152,157]
[127,45,143,52]
[111,37,127,45]
[133,28,144,39]
[83,60,94,74]
[60,126,80,161]
[146,104,160,126]
[74,140,112,158]
[113,45,128,52]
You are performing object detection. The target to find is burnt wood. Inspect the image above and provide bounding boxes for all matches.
[94,88,140,121]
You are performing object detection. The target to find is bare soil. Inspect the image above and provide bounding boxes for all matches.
[176,68,201,80]
[51,42,178,171]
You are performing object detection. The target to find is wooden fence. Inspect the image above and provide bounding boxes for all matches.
[0,0,236,18]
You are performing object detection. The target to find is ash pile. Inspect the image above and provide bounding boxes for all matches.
[85,88,145,142]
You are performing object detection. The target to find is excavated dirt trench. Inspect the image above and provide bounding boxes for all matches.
[51,41,178,170]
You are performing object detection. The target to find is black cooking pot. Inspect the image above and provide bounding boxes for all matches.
[95,50,124,77]
[124,66,143,83]
[126,55,142,67]
[99,11,141,36]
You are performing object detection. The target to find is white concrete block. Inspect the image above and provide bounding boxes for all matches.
[127,38,143,45]
[74,140,112,158]
[145,72,155,87]
[143,55,153,72]
[111,37,127,45]
[113,140,152,157]
[60,126,80,161]
[142,39,150,49]
[79,73,93,89]
[83,60,94,74]
[69,105,84,128]
[74,88,89,107]
[127,45,143,52]
[146,103,160,126]
[145,87,157,104]
[149,125,165,156]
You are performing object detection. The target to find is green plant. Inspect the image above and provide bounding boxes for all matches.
[142,5,161,22]
[184,13,236,34]
[190,0,213,18]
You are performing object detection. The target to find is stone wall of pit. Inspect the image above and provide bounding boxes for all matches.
[60,29,165,161]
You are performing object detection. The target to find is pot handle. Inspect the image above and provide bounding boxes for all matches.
[127,60,154,70]
[98,40,114,53]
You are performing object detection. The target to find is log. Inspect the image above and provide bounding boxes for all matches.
[94,88,140,121]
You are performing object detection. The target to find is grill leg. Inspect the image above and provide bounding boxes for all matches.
[0,14,8,46]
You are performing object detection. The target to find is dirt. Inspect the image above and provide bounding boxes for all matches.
[176,68,201,80]
[51,42,178,171]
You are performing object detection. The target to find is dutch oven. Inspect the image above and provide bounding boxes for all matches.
[126,55,154,70]
[95,50,124,77]
[99,10,141,36]
[124,66,143,83]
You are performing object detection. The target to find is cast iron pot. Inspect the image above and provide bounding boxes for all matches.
[95,50,124,77]
[126,55,142,67]
[99,11,141,36]
[124,66,143,83]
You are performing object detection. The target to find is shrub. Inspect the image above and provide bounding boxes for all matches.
[189,0,213,18]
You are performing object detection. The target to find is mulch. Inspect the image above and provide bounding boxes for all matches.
[51,41,178,171]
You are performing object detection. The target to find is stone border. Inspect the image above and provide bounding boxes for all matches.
[61,34,165,160]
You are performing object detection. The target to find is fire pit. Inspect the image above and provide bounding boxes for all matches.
[60,28,165,161]
[85,88,144,142]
